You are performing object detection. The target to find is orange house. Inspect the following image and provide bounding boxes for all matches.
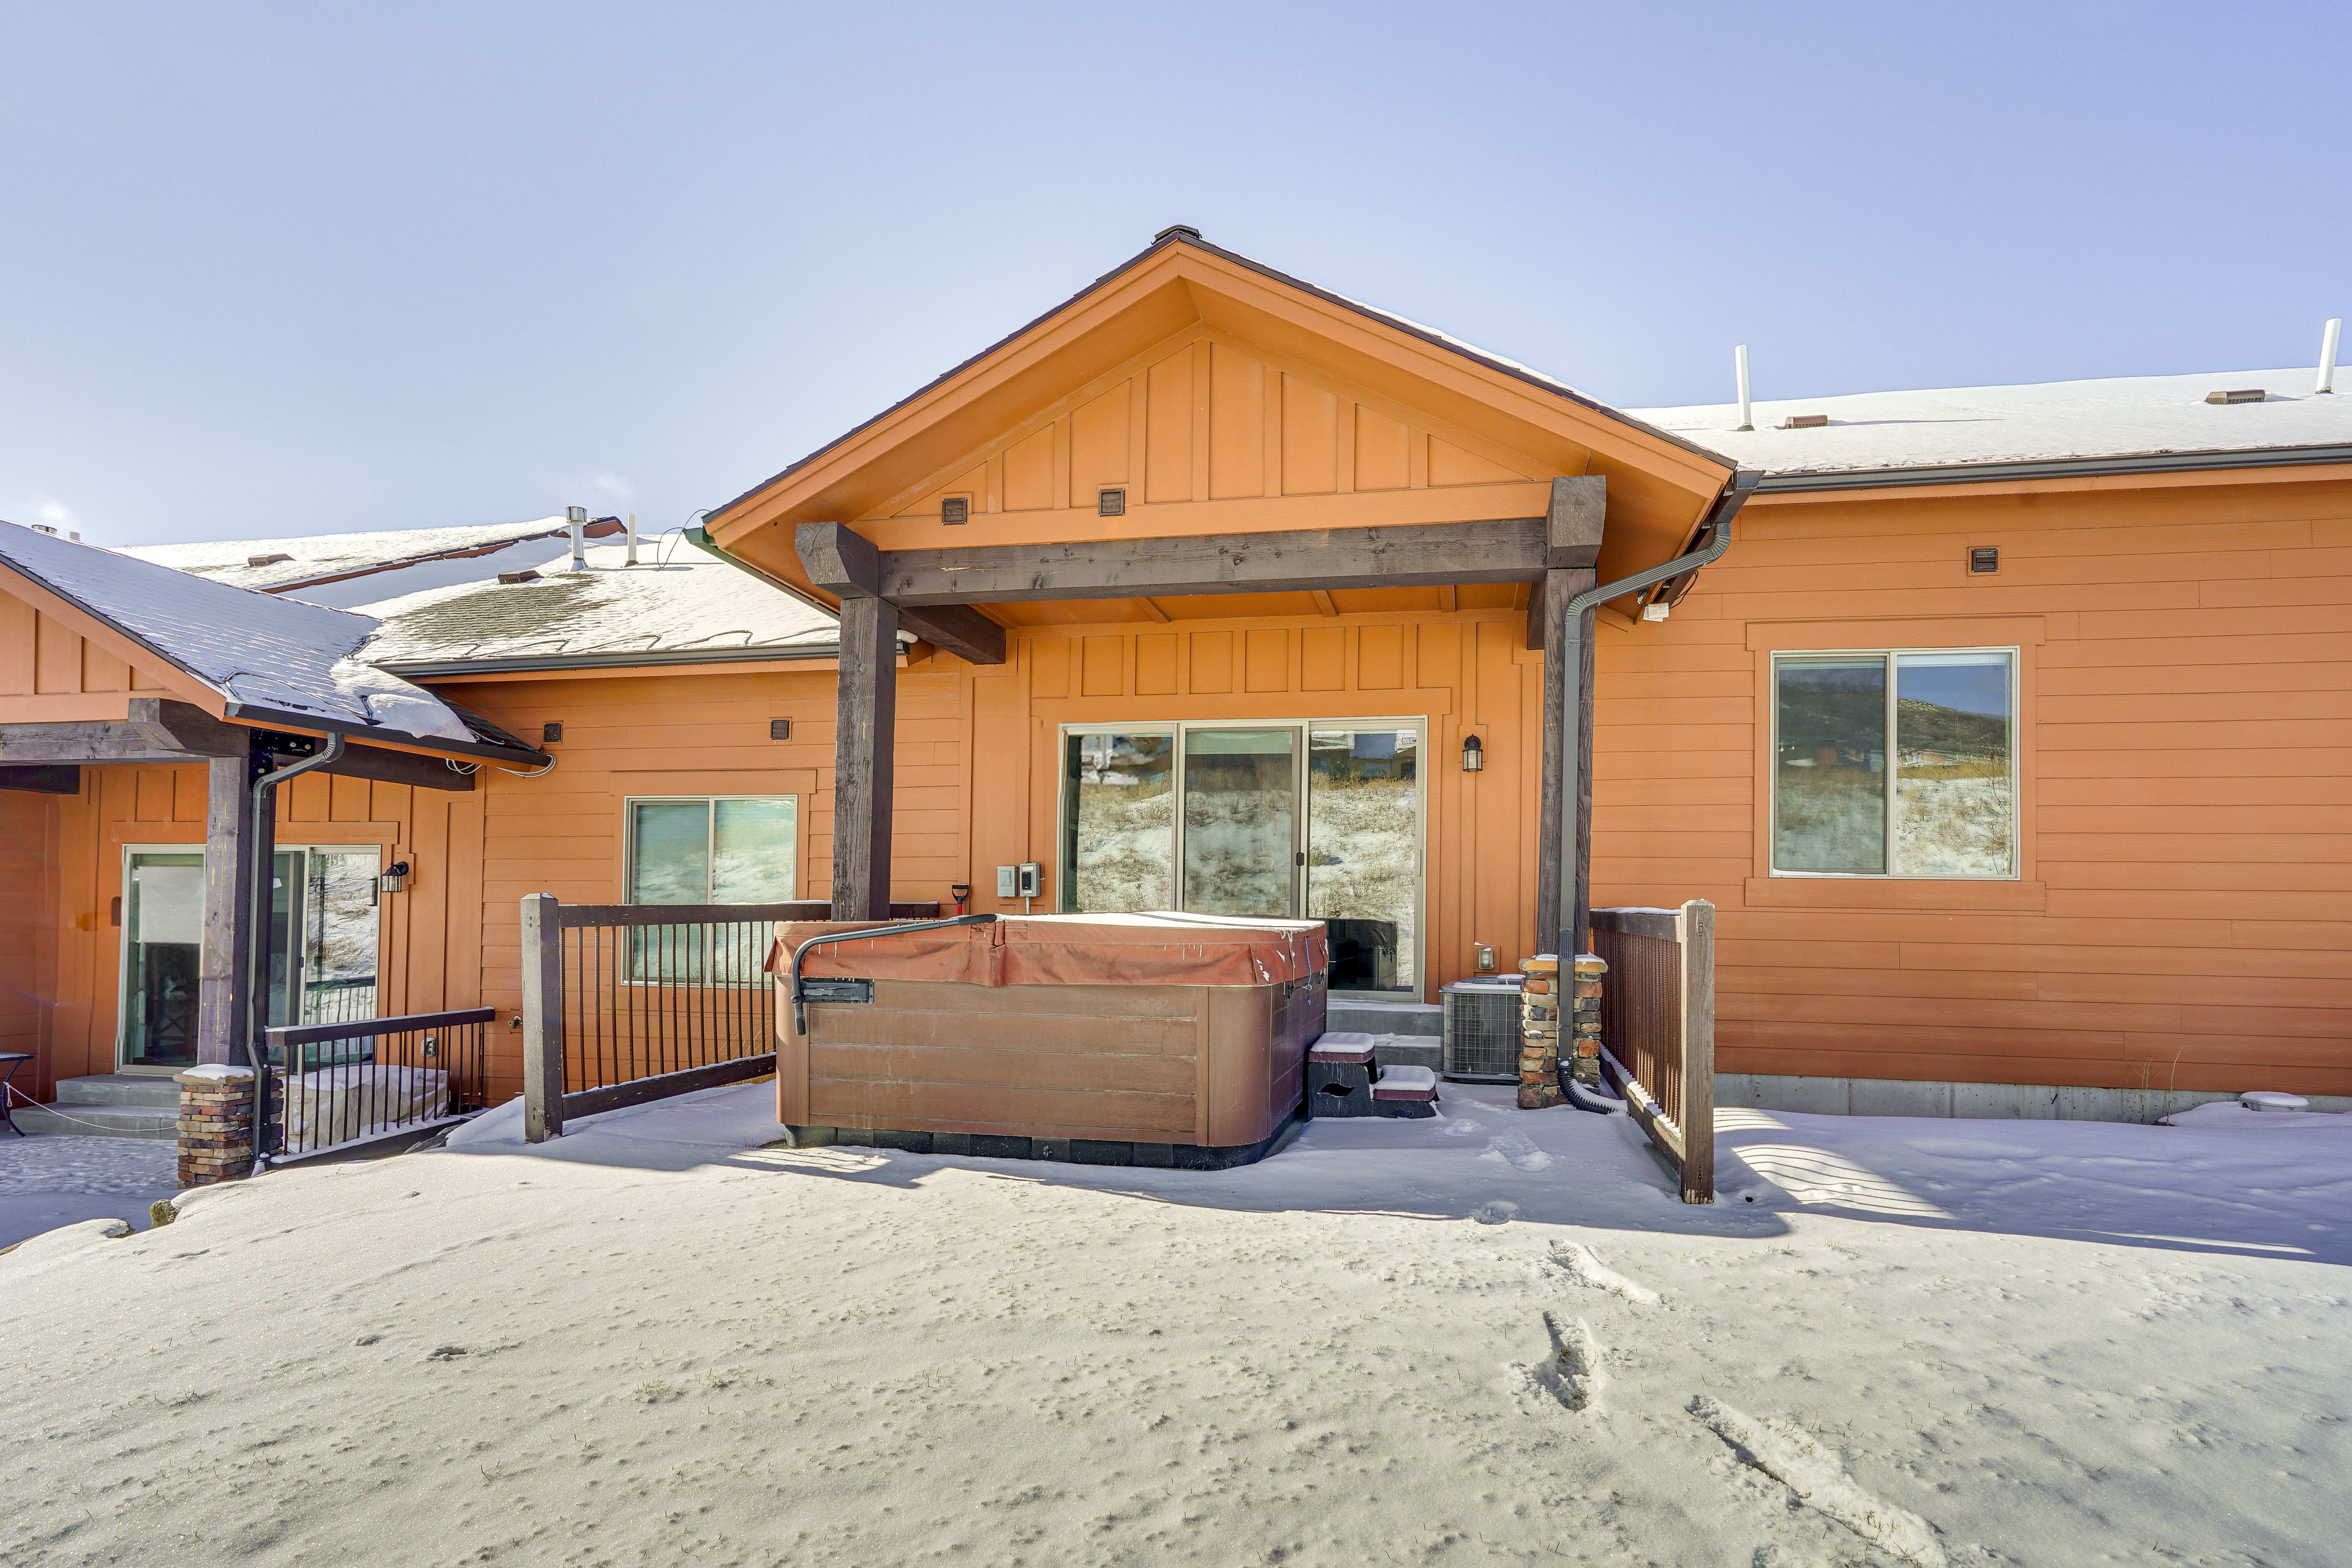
[700,227,2352,1117]
[6,227,2350,1136]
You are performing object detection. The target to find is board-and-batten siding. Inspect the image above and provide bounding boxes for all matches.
[0,597,176,722]
[1592,473,2352,1101]
[14,764,483,1093]
[0,787,59,1095]
[865,330,1542,536]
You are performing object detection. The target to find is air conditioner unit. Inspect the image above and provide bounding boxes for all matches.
[1441,977,1523,1083]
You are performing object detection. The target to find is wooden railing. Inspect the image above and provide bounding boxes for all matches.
[518,895,938,1142]
[1589,902,1716,1204]
[263,1006,492,1158]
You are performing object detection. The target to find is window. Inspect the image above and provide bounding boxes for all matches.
[627,796,799,905]
[1773,650,2015,878]
[625,797,798,983]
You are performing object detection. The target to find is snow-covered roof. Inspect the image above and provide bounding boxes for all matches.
[0,519,536,757]
[116,516,597,593]
[356,539,837,672]
[1627,367,2352,481]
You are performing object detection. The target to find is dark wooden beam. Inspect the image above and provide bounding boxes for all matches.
[198,739,268,1068]
[830,595,898,922]
[1533,568,1595,958]
[0,764,80,794]
[795,523,1006,665]
[323,742,475,793]
[840,516,1550,606]
[0,698,247,764]
[1,699,472,790]
[1546,475,1606,569]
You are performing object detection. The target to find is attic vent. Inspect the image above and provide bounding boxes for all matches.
[541,722,563,744]
[941,496,970,526]
[29,525,57,537]
[2205,388,2266,405]
[1969,546,1999,575]
[1155,224,1202,244]
[247,552,293,568]
[1098,488,1126,518]
[1780,413,1829,429]
[497,569,541,584]
[769,719,791,741]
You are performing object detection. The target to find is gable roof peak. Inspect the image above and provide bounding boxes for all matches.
[1153,223,1204,245]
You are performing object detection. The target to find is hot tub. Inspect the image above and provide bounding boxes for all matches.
[771,912,1327,1167]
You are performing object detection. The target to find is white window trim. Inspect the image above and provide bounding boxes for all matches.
[621,794,801,905]
[1052,717,1429,999]
[1768,646,2021,881]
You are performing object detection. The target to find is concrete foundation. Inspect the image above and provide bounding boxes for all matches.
[1716,1073,2352,1124]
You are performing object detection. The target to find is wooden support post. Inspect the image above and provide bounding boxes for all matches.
[197,742,268,1068]
[520,892,564,1143]
[1533,567,1595,958]
[831,594,899,921]
[1677,899,1716,1205]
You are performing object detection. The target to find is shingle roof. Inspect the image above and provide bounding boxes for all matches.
[1630,366,2352,484]
[0,519,541,760]
[117,516,607,594]
[355,539,837,673]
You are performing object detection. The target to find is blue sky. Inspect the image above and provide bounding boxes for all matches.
[3,2,2345,547]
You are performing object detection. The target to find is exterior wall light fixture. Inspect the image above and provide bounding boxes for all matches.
[1461,734,1485,772]
[380,861,412,895]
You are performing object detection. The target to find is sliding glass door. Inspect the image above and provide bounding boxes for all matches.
[1059,720,1423,997]
[119,844,383,1072]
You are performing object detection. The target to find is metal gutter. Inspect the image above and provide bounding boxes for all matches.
[685,524,845,617]
[1553,469,1760,951]
[246,733,345,1158]
[380,644,842,679]
[1754,441,2352,494]
[219,701,550,768]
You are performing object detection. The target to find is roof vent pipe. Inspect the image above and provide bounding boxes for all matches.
[2319,318,2341,395]
[566,505,587,571]
[1735,345,1753,431]
[626,512,638,567]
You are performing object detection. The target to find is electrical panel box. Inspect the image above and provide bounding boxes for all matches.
[1016,862,1042,899]
[996,865,1018,898]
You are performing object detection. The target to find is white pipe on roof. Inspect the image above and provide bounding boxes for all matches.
[566,505,587,571]
[1735,345,1753,431]
[626,512,638,567]
[2319,319,2341,395]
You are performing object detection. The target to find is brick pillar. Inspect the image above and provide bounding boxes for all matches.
[1518,954,1564,1109]
[1570,953,1607,1088]
[176,1066,255,1186]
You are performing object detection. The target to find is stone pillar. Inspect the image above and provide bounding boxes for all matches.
[176,1065,255,1186]
[1569,953,1608,1088]
[1517,954,1564,1109]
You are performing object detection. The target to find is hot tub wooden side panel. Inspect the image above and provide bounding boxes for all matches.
[791,978,1207,1144]
[1199,974,1323,1147]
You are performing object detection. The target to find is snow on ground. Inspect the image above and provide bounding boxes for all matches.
[5,1086,2350,1566]
[0,1137,179,1248]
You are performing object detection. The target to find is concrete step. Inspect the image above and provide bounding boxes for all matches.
[1329,1000,1441,1038]
[53,1073,182,1109]
[10,1101,178,1140]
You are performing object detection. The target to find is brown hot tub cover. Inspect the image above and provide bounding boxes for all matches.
[767,911,1328,989]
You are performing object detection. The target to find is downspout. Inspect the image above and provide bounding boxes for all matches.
[244,733,345,1167]
[1560,469,1760,950]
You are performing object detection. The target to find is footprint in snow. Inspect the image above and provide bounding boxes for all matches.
[1551,1241,1662,1305]
[1687,1396,1948,1568]
[1522,1311,1603,1412]
[1480,1131,1555,1172]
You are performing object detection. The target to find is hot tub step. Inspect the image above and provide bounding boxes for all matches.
[1370,1065,1439,1119]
